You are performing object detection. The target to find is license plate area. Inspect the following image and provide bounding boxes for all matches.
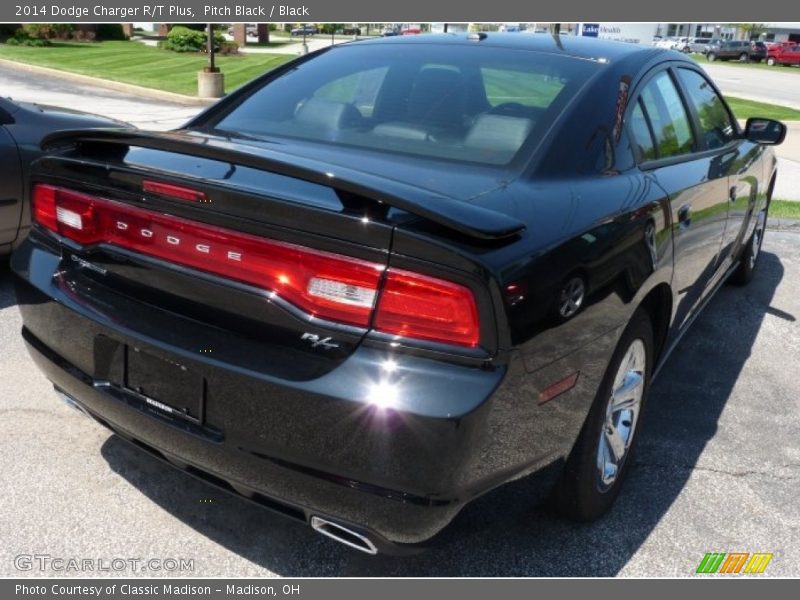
[126,346,204,424]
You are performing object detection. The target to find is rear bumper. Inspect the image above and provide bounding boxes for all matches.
[12,235,612,547]
[11,236,510,546]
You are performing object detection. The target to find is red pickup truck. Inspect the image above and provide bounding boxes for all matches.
[767,42,800,66]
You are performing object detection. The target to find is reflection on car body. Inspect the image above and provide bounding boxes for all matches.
[12,34,784,554]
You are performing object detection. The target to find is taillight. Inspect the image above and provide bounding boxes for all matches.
[32,184,481,347]
[374,270,480,347]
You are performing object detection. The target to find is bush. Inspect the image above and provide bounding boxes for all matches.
[22,23,74,40]
[95,24,127,41]
[5,28,51,46]
[159,25,230,53]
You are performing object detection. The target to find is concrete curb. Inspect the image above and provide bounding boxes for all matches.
[768,217,800,232]
[0,58,218,108]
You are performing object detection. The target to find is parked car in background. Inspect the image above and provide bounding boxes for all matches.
[686,38,712,53]
[766,41,800,66]
[290,25,317,37]
[655,37,678,49]
[672,37,691,51]
[0,98,127,257]
[14,34,785,554]
[342,27,361,36]
[701,38,724,54]
[706,40,767,62]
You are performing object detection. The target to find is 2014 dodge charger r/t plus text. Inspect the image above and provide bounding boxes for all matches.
[12,34,785,554]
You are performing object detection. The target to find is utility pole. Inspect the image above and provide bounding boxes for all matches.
[198,23,224,98]
[207,23,216,72]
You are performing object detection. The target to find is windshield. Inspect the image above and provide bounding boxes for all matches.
[208,43,601,167]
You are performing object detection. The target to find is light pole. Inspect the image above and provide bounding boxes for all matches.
[207,23,216,73]
[198,23,224,98]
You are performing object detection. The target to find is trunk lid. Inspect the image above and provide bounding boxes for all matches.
[31,129,517,378]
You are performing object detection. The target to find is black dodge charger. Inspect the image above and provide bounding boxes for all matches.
[12,34,785,554]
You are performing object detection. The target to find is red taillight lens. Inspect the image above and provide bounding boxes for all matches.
[32,184,382,327]
[31,184,482,347]
[33,185,100,245]
[31,184,58,231]
[374,270,480,348]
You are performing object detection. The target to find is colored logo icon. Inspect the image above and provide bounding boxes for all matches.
[697,553,773,574]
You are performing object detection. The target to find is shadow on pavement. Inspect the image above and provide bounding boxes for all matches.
[100,251,784,576]
[0,258,17,311]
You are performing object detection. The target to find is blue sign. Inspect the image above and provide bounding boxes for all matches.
[582,23,599,37]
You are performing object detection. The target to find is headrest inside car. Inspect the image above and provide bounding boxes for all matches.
[464,114,534,153]
[295,98,363,130]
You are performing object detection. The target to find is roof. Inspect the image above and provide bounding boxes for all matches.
[352,32,666,64]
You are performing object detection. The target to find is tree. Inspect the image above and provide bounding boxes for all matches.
[732,23,766,40]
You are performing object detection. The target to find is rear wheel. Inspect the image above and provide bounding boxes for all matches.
[739,52,749,62]
[707,52,716,61]
[551,309,653,521]
[729,200,769,286]
[767,57,777,66]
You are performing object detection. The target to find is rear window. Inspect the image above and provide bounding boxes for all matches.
[208,44,600,167]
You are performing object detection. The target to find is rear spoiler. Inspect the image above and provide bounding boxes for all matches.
[41,129,526,241]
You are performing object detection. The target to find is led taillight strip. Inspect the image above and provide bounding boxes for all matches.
[32,184,481,347]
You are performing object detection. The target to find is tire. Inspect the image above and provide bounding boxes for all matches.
[729,200,769,286]
[550,309,654,521]
[767,57,777,66]
[739,52,749,62]
[707,52,716,61]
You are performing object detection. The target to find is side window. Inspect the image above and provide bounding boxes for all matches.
[677,68,737,149]
[629,99,657,161]
[637,71,695,160]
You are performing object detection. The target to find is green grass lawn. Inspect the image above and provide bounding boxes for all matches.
[725,96,800,121]
[771,200,800,219]
[0,41,292,96]
[692,54,800,73]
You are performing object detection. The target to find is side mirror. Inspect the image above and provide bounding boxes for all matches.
[744,117,787,145]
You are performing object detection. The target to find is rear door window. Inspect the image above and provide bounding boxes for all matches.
[636,71,695,160]
[629,99,657,161]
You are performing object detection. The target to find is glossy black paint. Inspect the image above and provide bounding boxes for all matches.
[0,97,127,255]
[12,34,779,548]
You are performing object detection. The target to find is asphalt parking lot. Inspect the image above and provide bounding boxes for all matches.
[1,229,798,577]
[2,52,800,578]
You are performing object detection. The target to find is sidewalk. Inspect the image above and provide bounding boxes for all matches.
[767,123,800,201]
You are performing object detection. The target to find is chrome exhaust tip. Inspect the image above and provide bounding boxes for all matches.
[56,390,91,419]
[310,516,378,555]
